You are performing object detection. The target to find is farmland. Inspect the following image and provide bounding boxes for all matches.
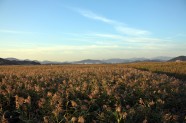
[0,63,186,123]
[126,62,186,80]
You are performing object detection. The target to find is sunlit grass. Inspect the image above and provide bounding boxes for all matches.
[125,62,186,80]
[0,64,186,122]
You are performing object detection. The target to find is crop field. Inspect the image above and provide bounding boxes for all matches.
[0,64,186,123]
[126,62,186,80]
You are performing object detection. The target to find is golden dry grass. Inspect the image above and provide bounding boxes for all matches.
[0,64,186,122]
[125,62,186,80]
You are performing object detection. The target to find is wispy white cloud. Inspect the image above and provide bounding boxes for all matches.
[59,32,167,44]
[74,8,150,36]
[115,26,150,36]
[88,33,165,43]
[77,9,122,25]
[123,37,169,43]
[0,44,119,52]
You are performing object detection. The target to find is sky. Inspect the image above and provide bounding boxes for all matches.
[0,0,186,61]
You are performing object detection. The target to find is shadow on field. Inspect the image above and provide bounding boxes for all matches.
[136,68,186,81]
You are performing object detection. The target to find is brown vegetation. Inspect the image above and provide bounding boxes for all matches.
[0,64,186,122]
[126,62,186,80]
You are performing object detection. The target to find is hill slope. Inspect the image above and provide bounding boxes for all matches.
[168,56,186,62]
[0,58,40,65]
[74,59,104,64]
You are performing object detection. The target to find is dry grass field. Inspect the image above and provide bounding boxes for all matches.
[126,62,186,80]
[0,63,186,122]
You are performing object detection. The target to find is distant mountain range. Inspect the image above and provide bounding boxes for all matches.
[39,56,173,64]
[0,56,185,65]
[0,58,40,65]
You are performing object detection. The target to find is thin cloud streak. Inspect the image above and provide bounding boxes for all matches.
[90,33,167,43]
[115,26,151,36]
[75,8,150,36]
[77,9,122,25]
[59,32,169,44]
[0,45,119,52]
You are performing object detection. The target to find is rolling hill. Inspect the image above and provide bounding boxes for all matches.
[168,56,186,62]
[0,58,40,65]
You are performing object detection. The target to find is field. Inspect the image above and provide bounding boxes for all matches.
[126,62,186,80]
[0,63,186,123]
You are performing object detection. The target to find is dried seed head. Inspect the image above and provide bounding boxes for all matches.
[122,112,127,119]
[116,106,122,113]
[78,116,85,123]
[148,100,155,106]
[71,117,77,122]
[43,116,49,123]
[157,99,165,104]
[139,98,144,105]
[24,96,31,105]
[71,100,78,107]
[47,92,52,97]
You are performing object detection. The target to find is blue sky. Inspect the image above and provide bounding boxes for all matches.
[0,0,186,61]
